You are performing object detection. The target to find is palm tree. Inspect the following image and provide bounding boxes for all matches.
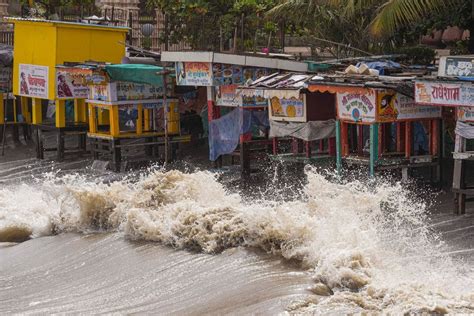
[268,0,470,48]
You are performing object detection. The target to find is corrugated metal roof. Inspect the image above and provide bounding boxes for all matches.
[5,17,129,31]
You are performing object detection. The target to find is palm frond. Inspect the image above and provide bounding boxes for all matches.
[370,0,453,37]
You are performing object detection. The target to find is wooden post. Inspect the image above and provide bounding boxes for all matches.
[341,121,349,157]
[20,96,31,123]
[405,121,412,158]
[357,124,364,154]
[144,109,150,132]
[272,137,278,155]
[396,122,405,153]
[378,123,383,156]
[335,120,342,174]
[74,99,87,123]
[88,104,97,133]
[136,104,143,135]
[431,119,439,156]
[109,105,120,137]
[369,123,379,177]
[0,93,4,125]
[32,98,42,124]
[55,99,66,128]
[305,141,311,158]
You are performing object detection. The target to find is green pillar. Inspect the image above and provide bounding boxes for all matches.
[369,123,379,177]
[336,120,342,175]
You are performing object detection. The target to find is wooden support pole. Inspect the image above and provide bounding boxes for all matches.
[109,105,120,137]
[20,96,30,123]
[136,104,143,135]
[144,109,150,132]
[378,123,383,156]
[88,104,97,133]
[341,121,349,157]
[357,124,364,155]
[405,121,412,158]
[369,123,379,177]
[431,119,439,156]
[74,99,87,123]
[396,122,404,153]
[32,98,42,124]
[328,137,336,156]
[55,99,66,128]
[13,97,18,123]
[335,120,342,174]
[272,137,278,155]
[305,140,311,158]
[0,93,4,125]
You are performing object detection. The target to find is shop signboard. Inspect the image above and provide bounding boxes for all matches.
[215,84,240,107]
[396,94,441,120]
[240,88,267,107]
[56,67,90,99]
[457,106,474,122]
[439,56,474,77]
[269,90,306,122]
[415,81,474,106]
[89,82,166,102]
[19,64,49,98]
[337,91,376,122]
[176,62,213,86]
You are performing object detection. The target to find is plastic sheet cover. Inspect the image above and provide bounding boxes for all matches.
[269,119,335,141]
[209,108,269,161]
[455,121,474,139]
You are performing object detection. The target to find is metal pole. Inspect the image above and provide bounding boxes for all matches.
[162,72,169,164]
[1,89,9,156]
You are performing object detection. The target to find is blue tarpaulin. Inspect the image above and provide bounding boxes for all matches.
[209,108,269,161]
[357,61,401,75]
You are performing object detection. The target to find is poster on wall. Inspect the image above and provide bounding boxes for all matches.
[457,106,474,122]
[415,81,474,106]
[116,82,165,101]
[19,64,49,98]
[215,84,240,107]
[176,62,213,86]
[337,91,376,122]
[396,94,441,120]
[240,88,268,107]
[56,68,90,99]
[377,91,398,122]
[269,92,305,122]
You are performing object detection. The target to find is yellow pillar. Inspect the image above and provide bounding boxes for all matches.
[20,96,31,123]
[32,98,42,124]
[98,108,110,125]
[13,98,17,123]
[136,104,143,135]
[55,99,66,128]
[74,99,87,123]
[144,109,150,132]
[0,93,4,124]
[109,105,120,137]
[88,103,97,133]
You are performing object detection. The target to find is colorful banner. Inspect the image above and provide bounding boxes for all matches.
[444,57,474,77]
[56,68,90,99]
[269,94,305,121]
[89,82,166,102]
[241,88,268,107]
[415,81,474,106]
[457,106,474,122]
[337,91,376,122]
[396,94,441,120]
[19,64,48,98]
[176,62,212,86]
[377,91,398,122]
[215,84,240,107]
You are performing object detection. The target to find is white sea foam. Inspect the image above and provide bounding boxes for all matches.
[0,168,473,313]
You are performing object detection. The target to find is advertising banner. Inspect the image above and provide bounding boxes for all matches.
[396,94,441,120]
[337,91,376,122]
[269,92,305,122]
[19,64,48,98]
[56,68,90,99]
[415,81,474,106]
[457,106,474,122]
[176,62,213,86]
[215,84,240,107]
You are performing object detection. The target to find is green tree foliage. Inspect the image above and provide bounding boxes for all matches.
[146,0,277,51]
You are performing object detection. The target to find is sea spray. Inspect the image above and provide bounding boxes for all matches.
[0,168,473,313]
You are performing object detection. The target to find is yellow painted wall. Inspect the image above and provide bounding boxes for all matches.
[56,25,126,65]
[12,22,57,99]
[11,20,127,100]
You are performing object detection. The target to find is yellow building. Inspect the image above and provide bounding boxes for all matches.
[7,18,128,128]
